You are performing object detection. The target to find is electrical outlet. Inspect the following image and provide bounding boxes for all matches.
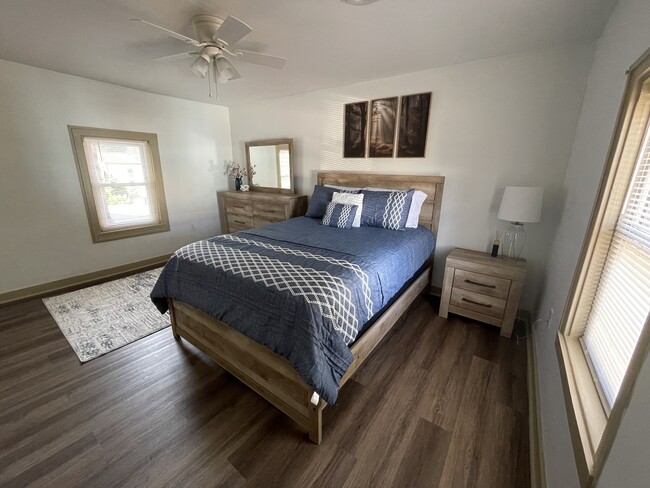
[546,307,554,329]
[190,224,197,232]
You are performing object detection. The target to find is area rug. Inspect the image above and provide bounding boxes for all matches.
[43,267,169,362]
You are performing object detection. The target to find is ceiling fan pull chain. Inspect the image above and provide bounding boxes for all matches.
[213,60,220,102]
[208,61,213,98]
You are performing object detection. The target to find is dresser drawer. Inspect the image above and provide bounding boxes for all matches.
[225,199,253,217]
[253,201,287,221]
[255,216,284,227]
[227,213,254,230]
[453,269,510,299]
[450,288,506,319]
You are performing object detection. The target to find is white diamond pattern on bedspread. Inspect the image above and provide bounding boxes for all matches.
[220,234,374,320]
[175,240,360,343]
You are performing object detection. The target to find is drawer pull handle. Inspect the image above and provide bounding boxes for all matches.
[461,297,492,308]
[234,220,245,224]
[233,205,245,209]
[464,279,496,289]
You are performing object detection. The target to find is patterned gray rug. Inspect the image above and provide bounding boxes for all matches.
[43,267,169,362]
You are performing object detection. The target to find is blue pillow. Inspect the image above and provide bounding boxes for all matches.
[360,189,415,230]
[306,185,359,218]
[321,202,358,229]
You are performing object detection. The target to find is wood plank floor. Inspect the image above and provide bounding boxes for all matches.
[0,295,529,488]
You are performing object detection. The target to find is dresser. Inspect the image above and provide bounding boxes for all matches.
[439,248,527,338]
[218,191,308,233]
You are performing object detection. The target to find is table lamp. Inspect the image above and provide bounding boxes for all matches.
[497,186,543,259]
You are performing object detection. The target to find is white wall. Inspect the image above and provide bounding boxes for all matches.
[0,60,232,294]
[229,44,596,309]
[531,0,650,486]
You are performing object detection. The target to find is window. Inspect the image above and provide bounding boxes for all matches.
[69,127,169,243]
[582,124,650,411]
[558,48,650,487]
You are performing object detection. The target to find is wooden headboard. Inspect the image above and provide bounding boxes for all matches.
[317,172,445,236]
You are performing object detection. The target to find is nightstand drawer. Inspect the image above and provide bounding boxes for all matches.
[450,288,506,319]
[453,269,510,299]
[225,199,253,217]
[227,213,254,230]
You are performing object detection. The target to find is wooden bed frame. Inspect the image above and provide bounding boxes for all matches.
[167,172,445,444]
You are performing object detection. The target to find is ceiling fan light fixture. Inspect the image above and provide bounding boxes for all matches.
[215,55,235,84]
[190,53,210,78]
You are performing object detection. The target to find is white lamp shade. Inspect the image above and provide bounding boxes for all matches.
[498,186,543,223]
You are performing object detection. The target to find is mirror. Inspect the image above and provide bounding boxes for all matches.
[245,138,294,194]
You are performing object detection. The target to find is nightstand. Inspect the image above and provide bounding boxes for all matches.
[439,248,527,338]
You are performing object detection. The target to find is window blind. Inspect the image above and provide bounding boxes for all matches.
[582,120,650,410]
[82,137,160,231]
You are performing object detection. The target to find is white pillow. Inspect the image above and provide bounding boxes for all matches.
[332,192,364,228]
[363,187,428,228]
[406,190,428,228]
[325,184,363,192]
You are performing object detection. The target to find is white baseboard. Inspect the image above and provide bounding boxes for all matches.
[528,324,547,488]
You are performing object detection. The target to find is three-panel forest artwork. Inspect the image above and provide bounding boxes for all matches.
[343,92,431,158]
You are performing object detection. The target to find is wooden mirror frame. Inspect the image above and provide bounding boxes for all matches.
[245,138,295,194]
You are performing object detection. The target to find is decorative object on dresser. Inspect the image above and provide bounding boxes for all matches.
[491,230,503,257]
[225,160,247,191]
[344,101,369,157]
[497,186,543,259]
[369,97,398,157]
[397,92,432,157]
[439,248,527,338]
[245,138,294,193]
[218,191,308,233]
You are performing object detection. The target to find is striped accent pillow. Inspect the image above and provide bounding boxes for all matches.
[360,189,415,230]
[322,203,358,229]
[331,192,364,227]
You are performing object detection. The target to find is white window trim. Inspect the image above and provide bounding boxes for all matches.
[557,47,650,488]
[69,126,170,243]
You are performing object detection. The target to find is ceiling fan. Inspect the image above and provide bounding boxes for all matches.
[131,14,286,98]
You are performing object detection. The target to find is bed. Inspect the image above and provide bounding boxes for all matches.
[151,172,445,444]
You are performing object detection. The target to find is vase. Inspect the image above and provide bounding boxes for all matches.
[235,177,242,191]
[503,222,526,259]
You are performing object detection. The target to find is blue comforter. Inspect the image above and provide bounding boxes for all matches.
[151,217,434,404]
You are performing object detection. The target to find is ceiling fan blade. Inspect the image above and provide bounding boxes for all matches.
[213,15,252,46]
[235,50,286,69]
[152,51,196,62]
[130,18,202,47]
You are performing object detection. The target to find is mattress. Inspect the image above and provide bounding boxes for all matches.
[151,216,435,403]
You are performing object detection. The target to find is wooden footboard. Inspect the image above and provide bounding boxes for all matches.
[168,296,326,443]
[167,264,431,445]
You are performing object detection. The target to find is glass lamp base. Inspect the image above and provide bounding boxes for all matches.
[503,222,526,259]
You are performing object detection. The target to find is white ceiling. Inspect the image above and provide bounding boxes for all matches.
[0,0,617,106]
